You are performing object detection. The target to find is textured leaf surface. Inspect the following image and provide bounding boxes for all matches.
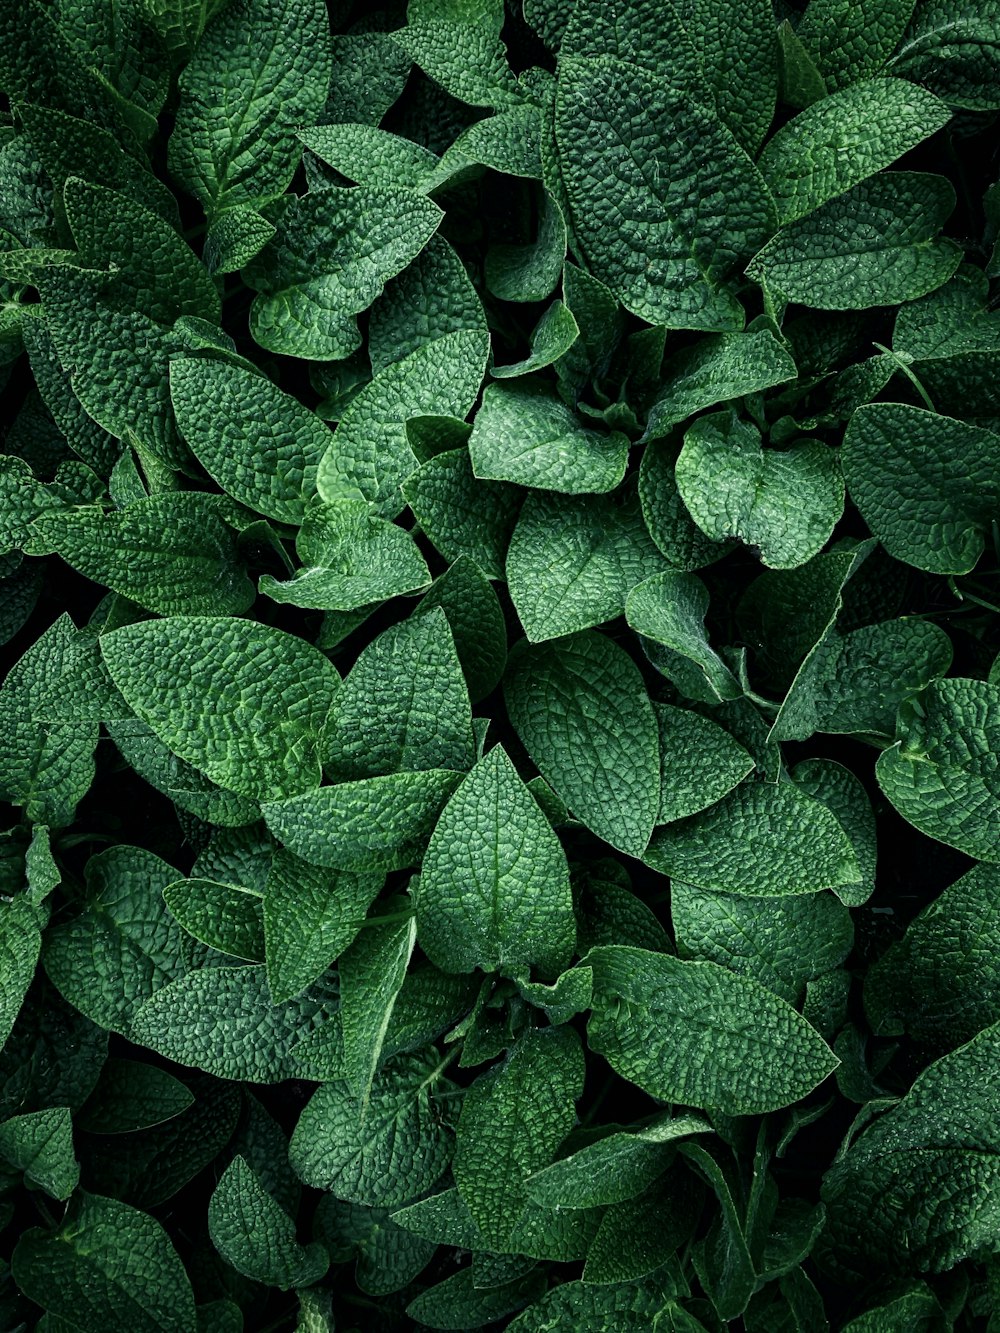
[888,0,1000,109]
[646,781,861,898]
[587,946,839,1114]
[208,1156,328,1289]
[162,878,265,961]
[504,633,660,856]
[655,704,753,824]
[77,1059,194,1135]
[0,1106,78,1200]
[556,56,775,329]
[454,1027,584,1249]
[758,78,951,224]
[627,572,741,703]
[102,616,339,801]
[403,444,520,581]
[341,915,416,1103]
[675,411,843,569]
[417,745,575,975]
[876,677,1000,860]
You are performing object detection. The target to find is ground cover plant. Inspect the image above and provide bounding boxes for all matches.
[0,0,999,1328]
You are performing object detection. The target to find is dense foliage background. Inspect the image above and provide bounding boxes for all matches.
[1,0,999,1328]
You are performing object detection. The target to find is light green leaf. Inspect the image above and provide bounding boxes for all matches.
[655,703,754,824]
[203,204,275,275]
[42,846,210,1037]
[526,1112,710,1209]
[888,0,1000,109]
[263,850,382,1004]
[758,77,951,224]
[417,745,575,976]
[433,102,544,184]
[796,0,917,90]
[470,380,628,493]
[626,571,742,704]
[821,1022,1000,1275]
[324,608,474,780]
[316,328,489,514]
[587,945,839,1114]
[290,1051,457,1207]
[12,1193,197,1332]
[30,493,255,616]
[747,172,961,309]
[675,411,842,569]
[646,781,861,897]
[298,123,440,192]
[843,403,1000,574]
[262,770,462,871]
[893,263,1000,358]
[170,358,330,524]
[638,441,730,571]
[490,300,579,379]
[507,487,668,641]
[102,616,340,801]
[393,12,523,110]
[64,177,219,324]
[643,332,797,441]
[244,186,442,360]
[454,1027,584,1250]
[169,0,332,217]
[556,56,775,329]
[259,499,430,610]
[341,915,417,1103]
[672,881,853,1004]
[0,614,98,827]
[208,1156,328,1290]
[130,965,335,1083]
[163,879,265,961]
[0,1106,78,1200]
[403,447,521,581]
[504,632,660,857]
[877,677,1000,860]
[77,1059,195,1135]
[865,862,1000,1046]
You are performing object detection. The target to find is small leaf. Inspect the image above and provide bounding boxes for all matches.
[208,1156,328,1290]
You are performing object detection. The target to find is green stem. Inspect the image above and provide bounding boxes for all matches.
[872,343,936,413]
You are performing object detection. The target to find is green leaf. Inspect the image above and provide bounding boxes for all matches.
[643,332,797,441]
[130,965,335,1083]
[203,204,275,274]
[299,123,440,192]
[170,358,330,524]
[843,403,1000,574]
[433,102,545,184]
[325,608,474,780]
[887,0,1000,110]
[504,632,660,857]
[792,758,877,907]
[264,850,383,1004]
[102,615,340,801]
[672,882,853,1004]
[312,1195,435,1296]
[865,861,1000,1046]
[0,896,44,1054]
[893,263,1000,358]
[416,745,576,976]
[526,1112,710,1209]
[470,380,628,493]
[77,1059,194,1135]
[289,1051,457,1207]
[0,1106,79,1200]
[244,186,442,360]
[393,8,523,110]
[638,441,731,571]
[259,499,430,610]
[316,328,489,514]
[758,77,951,224]
[163,879,265,961]
[406,1268,544,1330]
[404,445,520,581]
[64,177,219,324]
[454,1027,584,1250]
[626,571,742,704]
[556,56,775,330]
[12,1193,197,1332]
[490,299,579,379]
[208,1156,328,1290]
[30,493,255,616]
[821,1022,1000,1275]
[587,946,839,1114]
[341,915,417,1103]
[675,411,842,569]
[747,172,961,309]
[506,487,668,642]
[263,769,461,871]
[877,677,1000,860]
[646,781,861,898]
[840,1286,943,1333]
[796,0,916,90]
[169,0,332,218]
[655,704,754,824]
[42,845,209,1035]
[418,557,508,704]
[485,186,567,304]
[0,614,98,827]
